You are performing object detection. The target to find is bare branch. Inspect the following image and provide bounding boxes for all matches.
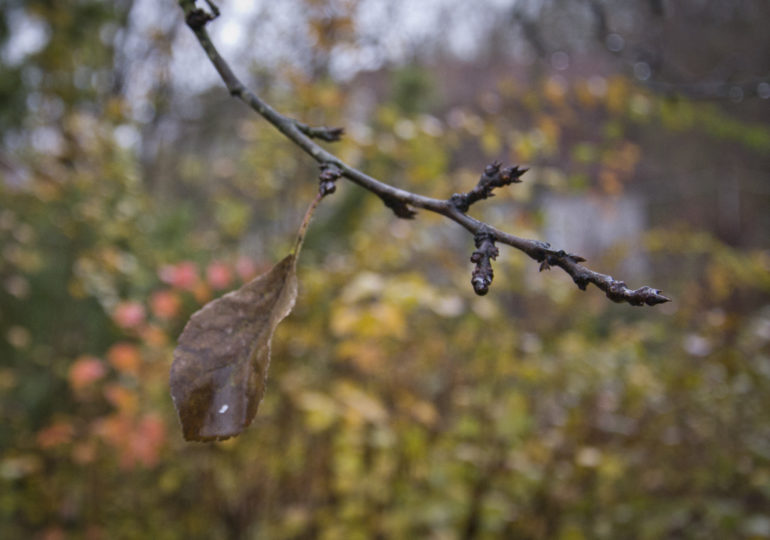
[450,161,527,213]
[297,123,345,142]
[177,0,670,306]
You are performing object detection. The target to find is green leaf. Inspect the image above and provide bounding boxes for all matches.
[169,254,298,441]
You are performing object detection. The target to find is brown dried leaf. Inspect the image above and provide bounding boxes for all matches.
[169,254,297,441]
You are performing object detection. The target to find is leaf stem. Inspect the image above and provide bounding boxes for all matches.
[293,191,324,258]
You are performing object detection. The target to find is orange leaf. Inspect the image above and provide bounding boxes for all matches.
[107,342,141,376]
[37,421,74,448]
[103,384,138,414]
[112,301,145,329]
[206,261,233,290]
[159,261,199,290]
[68,356,106,391]
[150,289,181,319]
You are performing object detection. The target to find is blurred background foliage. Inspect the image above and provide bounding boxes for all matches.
[1,0,770,538]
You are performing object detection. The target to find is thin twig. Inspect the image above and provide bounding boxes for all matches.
[177,0,670,306]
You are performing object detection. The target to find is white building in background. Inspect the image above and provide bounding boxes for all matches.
[542,194,650,280]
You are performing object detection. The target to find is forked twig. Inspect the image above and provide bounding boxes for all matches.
[177,0,670,306]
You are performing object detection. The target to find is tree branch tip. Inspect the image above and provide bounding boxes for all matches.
[643,289,671,306]
[605,284,672,306]
[204,0,220,17]
[451,161,529,212]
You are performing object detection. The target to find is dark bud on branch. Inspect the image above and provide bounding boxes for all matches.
[606,284,671,306]
[470,229,499,296]
[380,194,417,219]
[536,249,670,306]
[297,123,345,142]
[451,161,528,213]
[539,249,586,272]
[186,1,220,29]
[318,163,341,197]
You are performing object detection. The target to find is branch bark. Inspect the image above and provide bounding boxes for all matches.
[177,0,670,307]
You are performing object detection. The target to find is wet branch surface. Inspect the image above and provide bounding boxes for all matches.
[177,0,670,307]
